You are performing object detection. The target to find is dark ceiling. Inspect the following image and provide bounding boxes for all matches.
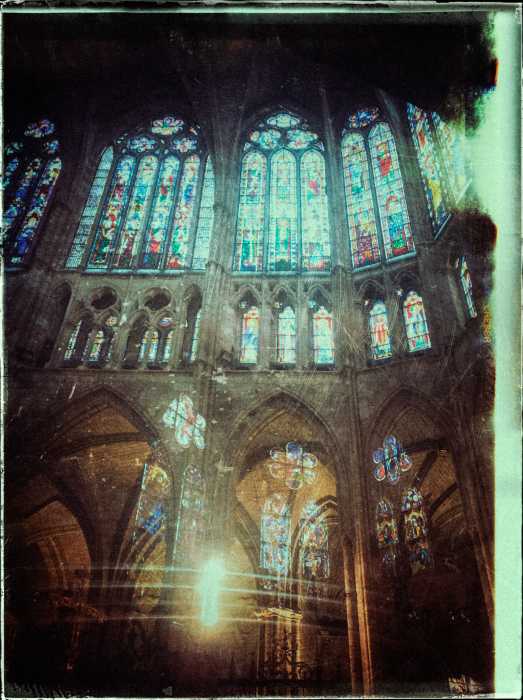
[3,9,495,141]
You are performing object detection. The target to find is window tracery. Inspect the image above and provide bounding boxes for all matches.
[66,116,214,273]
[3,119,62,267]
[234,111,331,273]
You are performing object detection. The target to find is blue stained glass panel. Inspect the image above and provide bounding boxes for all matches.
[25,119,55,138]
[192,157,214,270]
[66,147,114,269]
[5,142,23,156]
[9,157,62,266]
[3,158,42,238]
[261,493,291,576]
[267,150,298,272]
[114,155,158,269]
[88,156,135,269]
[369,123,415,260]
[3,158,20,190]
[175,464,206,563]
[127,135,157,153]
[172,136,197,153]
[140,155,180,269]
[165,155,200,270]
[235,151,267,272]
[346,107,380,129]
[342,132,381,268]
[300,150,331,272]
[64,321,82,360]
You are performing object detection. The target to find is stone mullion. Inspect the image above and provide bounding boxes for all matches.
[342,366,378,695]
[259,279,272,369]
[319,83,349,272]
[296,277,308,369]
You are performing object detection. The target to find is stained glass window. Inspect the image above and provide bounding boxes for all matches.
[66,148,114,268]
[64,321,82,361]
[87,329,105,363]
[369,123,415,261]
[276,305,296,364]
[432,112,469,204]
[3,120,62,267]
[162,395,206,449]
[369,301,392,360]
[342,132,381,268]
[192,158,215,271]
[162,329,174,363]
[147,330,159,363]
[403,291,431,352]
[139,328,152,363]
[312,305,334,365]
[67,117,214,272]
[260,493,291,577]
[407,104,448,233]
[234,111,331,273]
[240,305,260,365]
[401,487,432,575]
[134,462,170,539]
[175,464,206,563]
[300,501,329,580]
[458,257,477,319]
[346,107,380,129]
[300,150,331,272]
[190,309,202,363]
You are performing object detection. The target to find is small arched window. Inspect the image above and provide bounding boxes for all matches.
[138,317,174,368]
[369,300,392,361]
[458,256,477,319]
[175,464,206,564]
[3,119,61,268]
[182,294,202,365]
[403,291,431,352]
[85,315,118,367]
[234,111,331,273]
[275,301,296,365]
[310,297,334,367]
[123,316,148,369]
[299,501,329,580]
[63,316,92,367]
[239,300,260,366]
[342,109,415,269]
[260,493,291,578]
[66,116,215,273]
[401,487,432,575]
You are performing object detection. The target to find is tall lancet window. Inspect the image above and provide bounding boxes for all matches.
[260,493,291,578]
[234,111,331,273]
[3,119,62,267]
[403,290,431,352]
[342,108,415,269]
[401,487,432,575]
[407,103,449,233]
[310,294,334,366]
[369,300,392,360]
[300,501,329,581]
[175,464,206,564]
[239,298,260,365]
[65,116,215,272]
[275,301,296,365]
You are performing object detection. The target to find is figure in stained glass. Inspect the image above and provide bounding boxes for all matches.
[312,305,334,365]
[300,501,329,582]
[401,487,432,575]
[135,463,170,539]
[276,305,297,365]
[369,301,392,360]
[162,394,206,449]
[235,111,330,273]
[240,305,260,365]
[375,499,399,548]
[403,291,431,352]
[260,493,291,577]
[87,330,105,363]
[369,123,415,261]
